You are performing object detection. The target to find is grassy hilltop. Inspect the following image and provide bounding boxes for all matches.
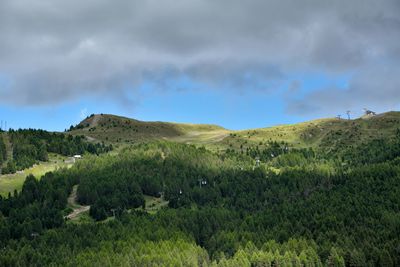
[70,111,400,153]
[69,113,229,147]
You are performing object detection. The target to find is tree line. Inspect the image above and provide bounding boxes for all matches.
[1,129,112,174]
[0,136,6,166]
[0,138,400,266]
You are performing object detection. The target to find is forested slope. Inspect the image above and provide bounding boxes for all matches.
[0,129,112,174]
[1,132,400,266]
[0,135,6,167]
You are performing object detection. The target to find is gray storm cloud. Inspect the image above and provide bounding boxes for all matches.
[0,0,399,113]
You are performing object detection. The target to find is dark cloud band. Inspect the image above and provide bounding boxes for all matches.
[0,0,399,113]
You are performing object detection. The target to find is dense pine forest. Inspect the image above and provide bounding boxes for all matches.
[1,123,400,266]
[0,136,6,167]
[0,129,112,174]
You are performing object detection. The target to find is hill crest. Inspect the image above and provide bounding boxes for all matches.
[70,111,400,151]
[71,113,228,144]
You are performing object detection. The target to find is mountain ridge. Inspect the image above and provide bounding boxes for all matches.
[69,111,400,152]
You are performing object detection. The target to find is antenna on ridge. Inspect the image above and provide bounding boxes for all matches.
[346,110,351,120]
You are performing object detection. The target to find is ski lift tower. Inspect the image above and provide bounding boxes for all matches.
[255,157,261,167]
[198,179,207,188]
[111,209,116,217]
[346,110,351,120]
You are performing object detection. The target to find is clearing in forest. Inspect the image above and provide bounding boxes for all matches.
[0,154,70,196]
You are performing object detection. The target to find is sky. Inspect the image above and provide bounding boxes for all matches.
[0,0,400,131]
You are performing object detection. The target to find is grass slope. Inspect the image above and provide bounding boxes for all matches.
[70,114,229,148]
[71,112,400,153]
[143,195,169,214]
[0,154,71,196]
[220,111,400,153]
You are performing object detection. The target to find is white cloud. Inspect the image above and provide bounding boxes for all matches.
[79,108,88,120]
[0,0,399,114]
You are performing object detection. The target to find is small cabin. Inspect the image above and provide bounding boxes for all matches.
[364,109,377,116]
[65,155,82,164]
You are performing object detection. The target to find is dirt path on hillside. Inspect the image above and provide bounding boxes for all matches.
[65,185,90,220]
[91,115,101,127]
[169,130,229,144]
[66,205,90,220]
[211,132,229,142]
[86,136,97,142]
